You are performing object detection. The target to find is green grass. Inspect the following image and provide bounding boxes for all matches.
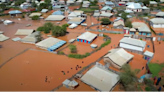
[148,63,164,77]
[79,7,98,13]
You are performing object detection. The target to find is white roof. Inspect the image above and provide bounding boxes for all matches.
[91,44,97,48]
[144,50,154,57]
[150,1,157,4]
[100,12,113,17]
[83,1,90,4]
[0,34,10,41]
[20,31,40,43]
[93,13,100,17]
[130,28,136,32]
[127,3,142,9]
[77,32,97,42]
[68,12,81,17]
[67,0,74,3]
[126,2,134,6]
[120,38,146,48]
[81,66,119,91]
[124,10,134,13]
[113,20,124,27]
[36,37,62,48]
[156,12,164,16]
[132,22,151,32]
[104,48,134,67]
[3,20,13,24]
[142,6,149,9]
[15,29,34,36]
[69,23,78,28]
[29,13,42,17]
[45,15,65,21]
[150,18,164,24]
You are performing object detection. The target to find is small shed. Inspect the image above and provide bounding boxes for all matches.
[144,50,154,64]
[91,44,97,48]
[62,79,78,89]
[12,37,21,41]
[69,39,76,43]
[41,9,48,13]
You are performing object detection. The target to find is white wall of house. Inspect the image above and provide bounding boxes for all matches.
[119,43,144,51]
[126,8,142,12]
[152,24,164,28]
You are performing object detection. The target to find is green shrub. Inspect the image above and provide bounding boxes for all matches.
[145,86,151,91]
[100,40,111,48]
[22,14,25,18]
[68,52,91,59]
[37,26,45,31]
[31,15,39,20]
[103,34,108,37]
[58,51,64,55]
[69,45,77,53]
[140,38,142,40]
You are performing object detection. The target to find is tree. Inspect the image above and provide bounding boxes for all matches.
[0,3,6,10]
[31,15,40,20]
[14,0,26,6]
[69,45,77,53]
[142,0,149,6]
[52,26,66,37]
[119,64,138,91]
[45,0,51,4]
[22,14,25,18]
[125,20,132,28]
[37,26,45,31]
[32,2,37,8]
[61,24,69,32]
[121,12,128,22]
[44,22,54,30]
[100,18,111,25]
[37,3,48,11]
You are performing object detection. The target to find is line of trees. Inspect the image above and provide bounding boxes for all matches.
[121,12,132,28]
[37,22,69,37]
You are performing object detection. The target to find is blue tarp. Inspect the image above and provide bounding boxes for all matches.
[52,10,64,15]
[47,41,66,51]
[8,10,22,14]
[140,75,145,79]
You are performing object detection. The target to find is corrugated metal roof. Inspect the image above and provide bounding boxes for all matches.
[52,10,64,15]
[77,31,97,42]
[144,50,154,57]
[81,66,119,91]
[100,13,113,17]
[67,17,85,24]
[29,13,42,17]
[120,38,146,47]
[41,9,48,13]
[104,48,134,67]
[132,22,151,32]
[127,3,142,9]
[105,1,114,5]
[101,6,112,10]
[156,12,164,16]
[150,18,164,24]
[45,15,65,21]
[8,10,22,14]
[15,29,34,36]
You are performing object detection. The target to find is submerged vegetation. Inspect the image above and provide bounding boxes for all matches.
[37,22,68,36]
[148,62,164,77]
[68,53,90,59]
[31,15,40,20]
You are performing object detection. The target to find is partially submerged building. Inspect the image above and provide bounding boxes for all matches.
[126,3,142,12]
[105,1,115,7]
[143,50,154,64]
[0,34,10,42]
[36,37,66,51]
[77,31,97,44]
[131,22,151,36]
[104,48,134,69]
[29,13,42,17]
[8,10,22,16]
[41,9,48,13]
[113,20,125,28]
[52,10,64,15]
[156,12,164,18]
[15,29,35,36]
[62,79,79,90]
[67,17,85,24]
[150,18,164,28]
[119,38,146,54]
[20,31,40,44]
[3,20,13,25]
[68,11,83,19]
[45,15,65,21]
[81,65,119,91]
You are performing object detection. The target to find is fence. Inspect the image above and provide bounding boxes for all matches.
[86,29,124,34]
[0,48,30,69]
[51,53,119,91]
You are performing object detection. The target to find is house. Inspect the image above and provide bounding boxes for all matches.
[93,12,100,17]
[68,12,82,19]
[8,10,22,16]
[143,50,154,64]
[121,0,129,2]
[131,22,151,36]
[69,23,78,28]
[41,9,48,13]
[0,34,10,42]
[29,13,42,17]
[53,5,65,10]
[113,20,124,28]
[119,38,146,54]
[36,37,66,51]
[77,31,97,44]
[82,1,90,7]
[67,17,85,24]
[150,18,164,28]
[81,65,120,91]
[118,1,126,6]
[126,3,142,12]
[20,2,31,9]
[105,1,115,7]
[52,10,64,15]
[124,10,134,14]
[67,0,75,5]
[149,1,157,6]
[156,12,164,18]
[104,48,134,69]
[20,31,40,44]
[101,6,113,13]
[100,12,113,17]
[142,6,150,13]
[45,15,65,21]
[15,29,35,36]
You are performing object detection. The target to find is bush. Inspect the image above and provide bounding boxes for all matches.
[103,34,108,37]
[145,86,151,91]
[69,45,77,53]
[100,40,111,48]
[58,51,64,55]
[31,15,39,20]
[22,14,25,18]
[37,26,45,31]
[101,18,111,25]
[140,38,142,40]
[68,52,91,59]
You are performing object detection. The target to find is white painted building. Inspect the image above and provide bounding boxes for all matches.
[119,38,146,52]
[150,18,164,28]
[126,3,142,12]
